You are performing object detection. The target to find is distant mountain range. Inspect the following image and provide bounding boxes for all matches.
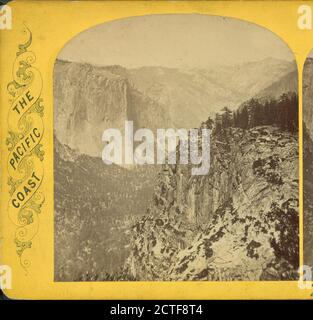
[128,58,296,126]
[54,58,297,157]
[303,57,313,267]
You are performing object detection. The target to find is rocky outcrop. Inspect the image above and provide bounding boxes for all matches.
[125,126,299,280]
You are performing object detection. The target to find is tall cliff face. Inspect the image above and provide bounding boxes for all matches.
[126,126,299,280]
[54,60,172,157]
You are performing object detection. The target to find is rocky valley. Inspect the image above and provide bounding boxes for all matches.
[125,125,299,280]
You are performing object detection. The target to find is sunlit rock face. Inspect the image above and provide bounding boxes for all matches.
[54,60,172,157]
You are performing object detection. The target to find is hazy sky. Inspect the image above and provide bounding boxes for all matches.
[59,14,294,68]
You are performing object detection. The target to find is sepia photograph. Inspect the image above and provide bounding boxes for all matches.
[53,14,299,282]
[303,49,313,270]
